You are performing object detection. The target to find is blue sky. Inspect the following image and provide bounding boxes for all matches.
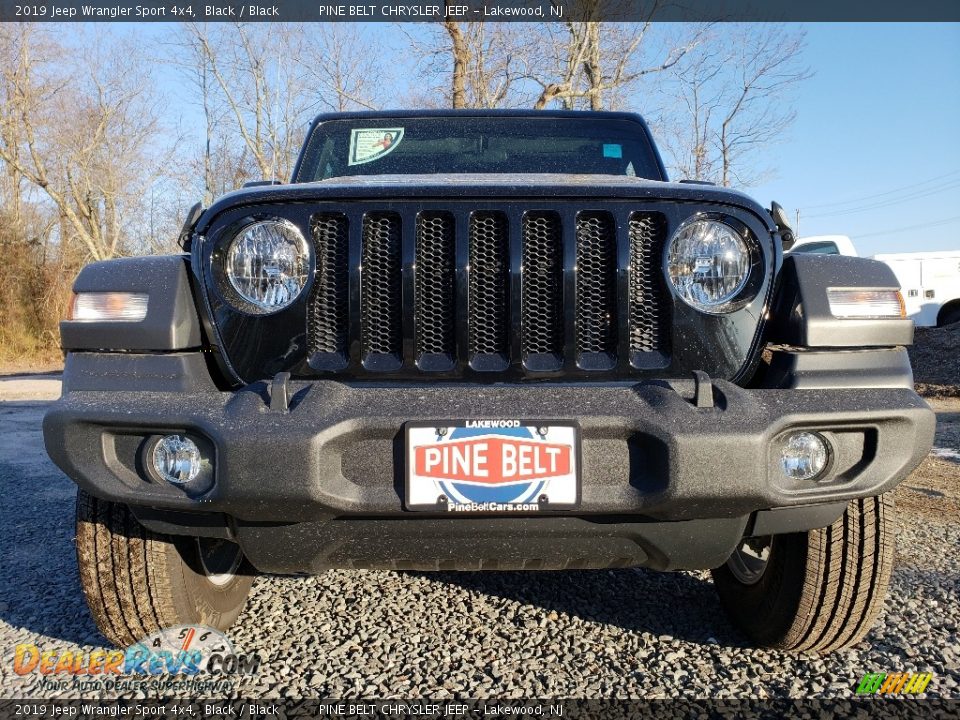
[746,23,960,256]
[131,22,959,256]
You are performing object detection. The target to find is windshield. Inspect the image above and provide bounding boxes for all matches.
[295,116,664,182]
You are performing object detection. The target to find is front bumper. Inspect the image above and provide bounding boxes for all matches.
[43,352,935,572]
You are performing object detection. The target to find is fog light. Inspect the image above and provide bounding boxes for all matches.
[152,435,201,485]
[780,431,829,481]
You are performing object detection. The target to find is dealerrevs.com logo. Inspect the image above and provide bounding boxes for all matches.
[12,625,260,694]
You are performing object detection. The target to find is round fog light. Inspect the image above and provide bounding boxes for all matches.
[152,435,202,486]
[780,431,829,481]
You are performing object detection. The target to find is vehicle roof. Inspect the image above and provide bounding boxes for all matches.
[873,250,960,260]
[791,235,859,256]
[794,235,853,244]
[307,109,653,122]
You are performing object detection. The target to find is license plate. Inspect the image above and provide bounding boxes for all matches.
[405,421,580,512]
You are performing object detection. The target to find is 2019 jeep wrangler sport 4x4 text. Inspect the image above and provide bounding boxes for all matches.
[43,110,935,653]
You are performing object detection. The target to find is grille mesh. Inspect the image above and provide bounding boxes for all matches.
[522,212,564,369]
[415,212,456,365]
[361,212,403,362]
[307,213,349,358]
[468,212,510,366]
[628,213,668,354]
[575,212,618,364]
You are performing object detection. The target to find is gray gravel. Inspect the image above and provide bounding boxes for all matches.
[1,385,958,699]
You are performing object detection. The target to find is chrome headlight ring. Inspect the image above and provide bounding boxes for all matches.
[665,216,761,314]
[220,218,311,315]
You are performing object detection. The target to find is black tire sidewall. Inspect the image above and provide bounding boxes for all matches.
[166,536,255,632]
[712,533,808,648]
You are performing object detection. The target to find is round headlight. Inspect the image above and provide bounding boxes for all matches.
[666,219,753,313]
[225,219,309,313]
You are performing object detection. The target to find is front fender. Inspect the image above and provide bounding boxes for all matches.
[60,255,203,352]
[768,254,913,348]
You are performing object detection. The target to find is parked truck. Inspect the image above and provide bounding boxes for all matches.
[873,251,960,327]
[790,235,960,326]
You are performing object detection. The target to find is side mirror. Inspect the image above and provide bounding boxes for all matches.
[770,201,796,251]
[177,202,203,251]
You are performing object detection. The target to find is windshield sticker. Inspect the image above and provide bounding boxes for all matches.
[603,143,623,159]
[349,128,404,166]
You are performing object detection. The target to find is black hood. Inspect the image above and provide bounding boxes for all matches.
[195,174,775,235]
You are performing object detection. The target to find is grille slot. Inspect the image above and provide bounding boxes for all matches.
[415,212,456,370]
[575,211,618,369]
[361,212,403,370]
[468,211,510,371]
[521,211,564,370]
[307,213,349,369]
[628,212,669,364]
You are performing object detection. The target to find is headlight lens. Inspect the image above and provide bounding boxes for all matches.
[225,219,309,313]
[666,219,753,312]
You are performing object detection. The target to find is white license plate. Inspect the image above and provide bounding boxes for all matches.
[405,421,580,512]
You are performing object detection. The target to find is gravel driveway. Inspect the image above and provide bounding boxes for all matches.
[1,378,957,699]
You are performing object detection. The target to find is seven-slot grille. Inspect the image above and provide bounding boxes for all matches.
[307,206,669,376]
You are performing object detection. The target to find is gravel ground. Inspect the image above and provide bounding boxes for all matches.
[0,381,957,699]
[909,323,960,399]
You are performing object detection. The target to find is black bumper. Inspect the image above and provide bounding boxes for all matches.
[43,352,935,573]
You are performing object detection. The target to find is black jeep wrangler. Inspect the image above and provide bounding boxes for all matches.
[44,111,935,653]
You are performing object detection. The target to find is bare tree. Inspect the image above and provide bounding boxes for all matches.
[178,23,381,189]
[165,26,220,204]
[166,25,260,202]
[298,25,383,112]
[445,20,469,109]
[404,6,703,113]
[405,19,535,109]
[531,18,706,111]
[717,26,810,186]
[0,30,27,245]
[658,45,725,181]
[661,25,811,186]
[183,23,310,182]
[0,26,171,261]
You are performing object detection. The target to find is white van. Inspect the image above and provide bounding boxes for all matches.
[790,236,960,327]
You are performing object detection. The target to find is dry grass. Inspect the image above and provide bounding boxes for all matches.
[0,242,77,375]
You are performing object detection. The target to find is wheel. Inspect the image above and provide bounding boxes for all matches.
[938,305,960,327]
[711,494,894,653]
[75,488,255,647]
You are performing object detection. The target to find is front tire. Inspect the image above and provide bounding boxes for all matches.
[712,494,894,653]
[75,488,254,647]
